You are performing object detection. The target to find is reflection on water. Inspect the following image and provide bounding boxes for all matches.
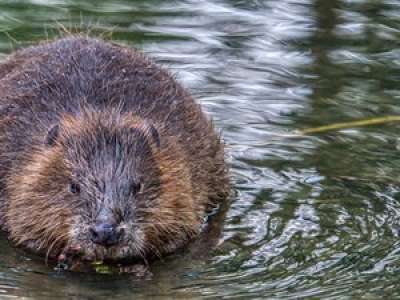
[2,0,400,298]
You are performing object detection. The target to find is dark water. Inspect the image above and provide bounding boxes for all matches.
[1,0,400,298]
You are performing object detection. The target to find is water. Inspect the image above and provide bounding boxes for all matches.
[1,0,400,298]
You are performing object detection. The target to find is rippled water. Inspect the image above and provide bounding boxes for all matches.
[1,0,400,298]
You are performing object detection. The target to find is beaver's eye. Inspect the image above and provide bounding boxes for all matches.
[69,182,80,194]
[131,182,143,195]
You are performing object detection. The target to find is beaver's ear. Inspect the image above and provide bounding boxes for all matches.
[45,124,59,147]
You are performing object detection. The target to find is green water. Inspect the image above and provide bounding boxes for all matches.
[1,0,400,299]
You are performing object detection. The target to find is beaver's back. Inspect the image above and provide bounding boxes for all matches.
[0,37,228,226]
[0,37,203,136]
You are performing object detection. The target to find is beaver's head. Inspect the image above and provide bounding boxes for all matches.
[5,109,202,263]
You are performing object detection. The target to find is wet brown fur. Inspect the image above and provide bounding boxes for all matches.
[0,36,229,261]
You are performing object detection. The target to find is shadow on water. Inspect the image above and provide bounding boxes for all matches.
[2,0,400,298]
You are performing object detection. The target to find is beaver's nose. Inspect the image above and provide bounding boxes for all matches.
[89,223,124,247]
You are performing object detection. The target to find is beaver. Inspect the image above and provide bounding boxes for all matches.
[0,36,229,264]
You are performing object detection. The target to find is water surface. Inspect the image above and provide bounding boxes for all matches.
[1,0,400,298]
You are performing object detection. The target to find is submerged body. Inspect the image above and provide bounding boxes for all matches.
[0,37,229,262]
